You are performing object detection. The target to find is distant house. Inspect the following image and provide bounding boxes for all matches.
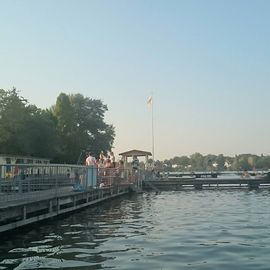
[0,154,50,179]
[0,154,50,165]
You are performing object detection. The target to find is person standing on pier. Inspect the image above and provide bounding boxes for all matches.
[131,155,139,171]
[86,152,96,166]
[109,151,116,167]
[131,155,139,183]
[85,152,97,188]
[99,151,105,164]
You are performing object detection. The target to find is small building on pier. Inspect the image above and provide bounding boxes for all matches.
[119,149,152,169]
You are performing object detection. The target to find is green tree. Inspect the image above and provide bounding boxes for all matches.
[51,93,115,163]
[171,156,190,171]
[203,154,217,171]
[23,109,58,158]
[0,88,58,158]
[0,88,29,154]
[163,159,172,171]
[216,154,225,171]
[190,152,204,171]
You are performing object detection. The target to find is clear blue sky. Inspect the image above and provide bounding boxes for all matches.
[1,0,270,160]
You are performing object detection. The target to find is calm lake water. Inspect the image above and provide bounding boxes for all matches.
[1,190,270,270]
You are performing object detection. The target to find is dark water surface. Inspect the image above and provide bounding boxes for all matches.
[1,190,270,269]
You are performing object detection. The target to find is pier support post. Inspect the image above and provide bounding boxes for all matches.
[248,182,260,189]
[49,200,53,213]
[57,198,60,213]
[194,183,203,190]
[23,206,27,220]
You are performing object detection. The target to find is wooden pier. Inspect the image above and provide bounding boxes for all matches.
[0,163,140,234]
[0,185,131,233]
[1,161,269,234]
[143,176,270,191]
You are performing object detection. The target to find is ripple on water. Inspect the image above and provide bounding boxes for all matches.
[1,191,270,269]
[12,257,98,270]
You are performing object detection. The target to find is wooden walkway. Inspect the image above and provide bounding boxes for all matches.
[2,169,269,233]
[143,176,270,191]
[0,185,130,233]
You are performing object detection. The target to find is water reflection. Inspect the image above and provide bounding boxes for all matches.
[1,191,270,269]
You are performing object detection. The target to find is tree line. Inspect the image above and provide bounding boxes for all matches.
[0,88,115,164]
[154,153,270,172]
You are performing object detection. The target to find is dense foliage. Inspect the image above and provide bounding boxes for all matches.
[0,88,115,164]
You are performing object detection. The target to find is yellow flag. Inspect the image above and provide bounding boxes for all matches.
[147,96,153,106]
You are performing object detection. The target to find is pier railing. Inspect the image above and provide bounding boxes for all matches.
[0,164,142,202]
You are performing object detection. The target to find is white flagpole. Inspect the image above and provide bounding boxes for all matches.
[147,94,155,162]
[151,96,154,161]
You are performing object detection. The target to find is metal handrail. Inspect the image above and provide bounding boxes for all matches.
[0,164,142,202]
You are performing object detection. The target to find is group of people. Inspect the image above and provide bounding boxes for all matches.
[85,151,126,186]
[85,151,120,169]
[86,151,141,171]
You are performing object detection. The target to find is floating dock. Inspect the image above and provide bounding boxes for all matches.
[143,176,270,191]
